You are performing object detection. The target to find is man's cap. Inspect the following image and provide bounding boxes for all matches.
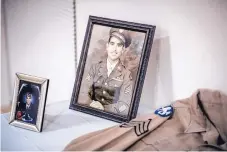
[109,28,132,48]
[26,92,32,99]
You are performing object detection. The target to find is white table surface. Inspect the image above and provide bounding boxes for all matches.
[1,101,153,151]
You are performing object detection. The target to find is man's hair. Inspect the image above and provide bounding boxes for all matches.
[26,93,32,99]
[108,36,125,47]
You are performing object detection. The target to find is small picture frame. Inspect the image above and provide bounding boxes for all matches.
[70,16,155,123]
[9,73,49,132]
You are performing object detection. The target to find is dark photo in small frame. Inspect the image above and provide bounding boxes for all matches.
[70,16,156,123]
[15,81,41,125]
[9,73,49,132]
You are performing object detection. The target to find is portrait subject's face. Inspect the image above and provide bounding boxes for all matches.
[106,36,124,61]
[26,97,32,105]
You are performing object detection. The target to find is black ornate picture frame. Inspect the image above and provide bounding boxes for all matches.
[70,16,155,122]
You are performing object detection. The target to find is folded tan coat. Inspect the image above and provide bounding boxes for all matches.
[64,89,227,151]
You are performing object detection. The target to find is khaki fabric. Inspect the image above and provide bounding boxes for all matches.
[64,89,227,151]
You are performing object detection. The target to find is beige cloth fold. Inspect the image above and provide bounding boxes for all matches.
[64,113,169,151]
[64,89,227,151]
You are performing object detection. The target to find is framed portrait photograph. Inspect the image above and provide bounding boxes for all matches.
[9,73,49,132]
[70,16,155,122]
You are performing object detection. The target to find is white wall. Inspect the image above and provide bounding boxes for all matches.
[2,0,75,105]
[2,0,227,109]
[77,0,227,108]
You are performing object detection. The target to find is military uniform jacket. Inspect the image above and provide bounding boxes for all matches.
[64,89,227,151]
[79,59,133,116]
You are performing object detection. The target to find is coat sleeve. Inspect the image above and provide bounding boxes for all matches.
[104,71,133,116]
[77,64,96,105]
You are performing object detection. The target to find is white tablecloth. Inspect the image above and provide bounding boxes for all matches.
[1,101,153,151]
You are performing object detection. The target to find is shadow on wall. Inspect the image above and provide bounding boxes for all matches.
[140,36,174,110]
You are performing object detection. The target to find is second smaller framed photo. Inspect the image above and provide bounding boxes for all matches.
[9,73,49,132]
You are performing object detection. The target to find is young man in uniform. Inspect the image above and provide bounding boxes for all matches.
[79,28,133,116]
[21,92,34,122]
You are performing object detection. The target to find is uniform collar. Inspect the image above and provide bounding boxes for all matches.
[26,103,31,109]
[173,92,206,133]
[107,58,119,74]
[99,58,124,78]
[197,89,227,142]
[185,92,207,133]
